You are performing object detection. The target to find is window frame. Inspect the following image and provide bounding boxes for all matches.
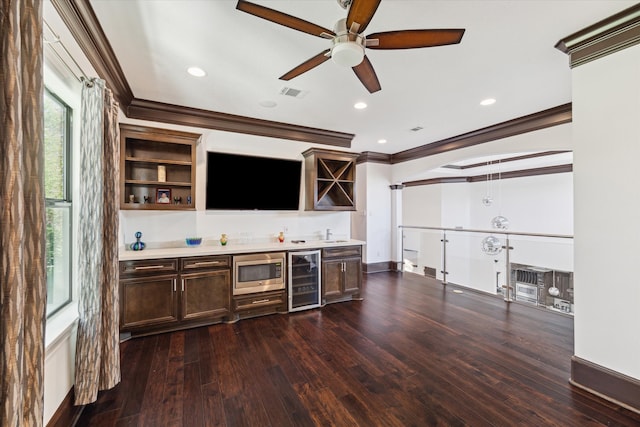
[44,87,74,318]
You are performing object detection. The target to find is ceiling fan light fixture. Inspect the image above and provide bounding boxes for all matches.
[331,41,364,67]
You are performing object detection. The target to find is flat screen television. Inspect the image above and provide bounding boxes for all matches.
[206,151,302,210]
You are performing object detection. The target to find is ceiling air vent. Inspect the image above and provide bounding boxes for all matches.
[279,87,308,98]
[410,126,424,132]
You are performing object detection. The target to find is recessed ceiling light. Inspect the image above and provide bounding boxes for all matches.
[187,66,206,77]
[480,98,496,106]
[354,102,367,110]
[259,100,277,108]
[378,139,387,144]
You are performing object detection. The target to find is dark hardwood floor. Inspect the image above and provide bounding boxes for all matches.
[76,271,640,427]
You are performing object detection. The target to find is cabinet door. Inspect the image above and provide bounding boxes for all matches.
[120,274,179,330]
[180,270,231,321]
[343,257,362,295]
[322,259,344,298]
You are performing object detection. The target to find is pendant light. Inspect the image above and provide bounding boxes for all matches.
[481,235,502,255]
[482,160,493,206]
[491,159,509,230]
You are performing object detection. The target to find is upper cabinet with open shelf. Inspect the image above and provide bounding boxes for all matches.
[120,124,200,210]
[303,148,358,211]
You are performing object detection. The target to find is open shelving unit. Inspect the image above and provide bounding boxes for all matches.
[120,124,200,210]
[302,148,358,211]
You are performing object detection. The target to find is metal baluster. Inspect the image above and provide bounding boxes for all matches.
[441,230,448,286]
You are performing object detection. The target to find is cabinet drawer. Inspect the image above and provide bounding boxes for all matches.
[120,258,178,276]
[322,245,361,259]
[181,255,230,271]
[233,290,286,312]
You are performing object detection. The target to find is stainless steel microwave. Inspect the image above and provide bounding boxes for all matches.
[233,252,286,295]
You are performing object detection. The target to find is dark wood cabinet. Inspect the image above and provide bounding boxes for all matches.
[120,124,200,210]
[302,148,358,211]
[119,258,180,332]
[119,255,231,336]
[321,246,362,304]
[120,273,179,330]
[180,256,231,322]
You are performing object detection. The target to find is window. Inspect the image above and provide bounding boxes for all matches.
[44,88,73,317]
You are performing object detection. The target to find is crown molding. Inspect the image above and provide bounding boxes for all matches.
[403,164,572,188]
[127,99,354,148]
[356,151,392,164]
[555,4,640,68]
[443,150,571,170]
[403,177,469,187]
[390,104,572,165]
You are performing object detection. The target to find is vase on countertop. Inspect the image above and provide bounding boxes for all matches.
[220,234,227,246]
[130,231,145,251]
[278,231,285,243]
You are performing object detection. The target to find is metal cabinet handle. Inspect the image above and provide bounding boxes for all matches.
[181,279,185,292]
[252,299,270,304]
[173,279,176,292]
[134,265,167,271]
[190,261,222,267]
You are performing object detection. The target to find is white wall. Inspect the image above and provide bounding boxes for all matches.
[572,43,640,380]
[357,162,393,265]
[119,120,354,248]
[399,172,574,294]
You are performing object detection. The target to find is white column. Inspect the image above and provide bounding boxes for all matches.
[390,184,404,271]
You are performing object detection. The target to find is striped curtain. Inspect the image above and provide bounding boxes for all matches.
[0,0,47,425]
[73,78,121,405]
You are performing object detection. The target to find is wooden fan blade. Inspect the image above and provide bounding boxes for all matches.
[346,0,381,34]
[236,0,335,38]
[280,50,331,81]
[366,29,465,49]
[352,56,381,93]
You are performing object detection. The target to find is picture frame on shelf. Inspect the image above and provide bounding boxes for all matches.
[156,188,171,204]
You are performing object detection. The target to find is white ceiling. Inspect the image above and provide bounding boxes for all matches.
[76,1,635,158]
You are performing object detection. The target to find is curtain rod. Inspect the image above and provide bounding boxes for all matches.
[43,18,94,86]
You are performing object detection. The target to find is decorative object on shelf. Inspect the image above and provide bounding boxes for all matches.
[143,195,150,203]
[185,237,202,247]
[481,235,502,255]
[187,195,192,205]
[173,196,182,205]
[220,234,228,246]
[491,215,509,230]
[130,231,146,251]
[157,165,166,182]
[156,188,171,204]
[129,194,135,203]
[278,231,285,243]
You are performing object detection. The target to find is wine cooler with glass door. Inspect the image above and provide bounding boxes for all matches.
[288,250,321,312]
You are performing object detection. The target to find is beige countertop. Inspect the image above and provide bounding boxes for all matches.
[119,239,366,261]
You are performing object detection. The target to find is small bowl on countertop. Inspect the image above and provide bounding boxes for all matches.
[185,237,203,247]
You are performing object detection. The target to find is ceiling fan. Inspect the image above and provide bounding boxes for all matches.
[236,0,465,93]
